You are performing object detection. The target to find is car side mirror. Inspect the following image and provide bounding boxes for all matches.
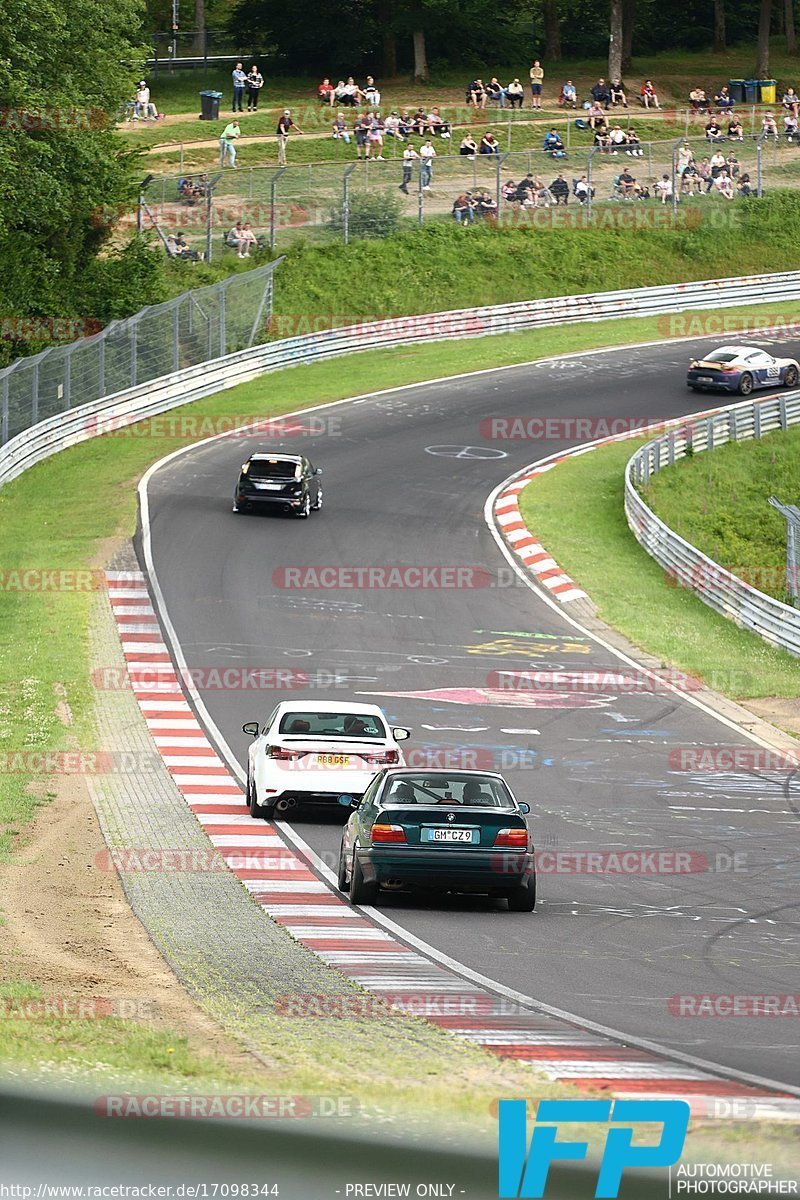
[519,802,531,815]
[392,727,410,741]
[314,466,323,475]
[338,793,359,808]
[242,722,259,737]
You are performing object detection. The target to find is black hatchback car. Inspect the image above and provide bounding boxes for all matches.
[336,768,536,911]
[233,453,323,518]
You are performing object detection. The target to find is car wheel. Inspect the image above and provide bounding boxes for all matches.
[296,492,311,519]
[349,851,378,905]
[312,487,323,511]
[738,372,753,396]
[784,365,798,388]
[506,876,536,912]
[336,842,349,892]
[247,772,263,819]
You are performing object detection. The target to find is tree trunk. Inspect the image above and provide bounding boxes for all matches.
[713,0,726,51]
[608,0,623,81]
[787,0,797,53]
[622,0,635,70]
[193,0,205,53]
[542,0,562,60]
[382,31,398,76]
[756,0,772,75]
[412,28,428,82]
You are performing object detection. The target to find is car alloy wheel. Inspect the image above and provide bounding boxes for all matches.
[296,492,311,519]
[738,372,753,396]
[784,365,798,388]
[312,487,323,511]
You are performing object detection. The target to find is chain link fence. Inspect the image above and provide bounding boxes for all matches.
[769,496,800,606]
[0,264,280,448]
[140,126,791,254]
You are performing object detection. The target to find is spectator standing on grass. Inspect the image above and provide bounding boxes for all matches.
[640,79,660,108]
[506,79,524,109]
[399,143,418,192]
[479,130,500,154]
[677,141,692,173]
[366,113,385,159]
[354,112,369,159]
[219,118,240,167]
[246,66,263,111]
[277,109,303,166]
[232,63,246,112]
[529,61,544,109]
[459,132,477,159]
[419,138,436,188]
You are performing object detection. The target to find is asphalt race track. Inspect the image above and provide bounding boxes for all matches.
[140,336,800,1089]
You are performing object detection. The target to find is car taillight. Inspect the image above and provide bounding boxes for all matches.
[494,827,528,848]
[366,750,399,765]
[371,823,406,844]
[267,745,301,760]
[719,365,737,373]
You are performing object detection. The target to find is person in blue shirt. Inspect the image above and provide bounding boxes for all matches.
[231,63,247,112]
[543,128,565,155]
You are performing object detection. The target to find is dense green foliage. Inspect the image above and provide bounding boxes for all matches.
[0,0,156,364]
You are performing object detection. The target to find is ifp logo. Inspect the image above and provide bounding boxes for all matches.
[498,1099,690,1198]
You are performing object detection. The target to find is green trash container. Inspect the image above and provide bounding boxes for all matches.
[199,90,223,120]
[759,79,777,103]
[744,80,759,104]
[728,79,746,103]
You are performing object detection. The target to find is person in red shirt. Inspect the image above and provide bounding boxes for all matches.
[318,79,335,106]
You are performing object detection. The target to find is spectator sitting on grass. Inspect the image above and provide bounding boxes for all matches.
[543,128,566,154]
[502,179,518,203]
[726,151,740,177]
[411,107,427,136]
[707,148,726,190]
[550,173,569,203]
[625,128,643,155]
[559,80,577,108]
[398,111,412,137]
[681,162,702,194]
[335,79,358,106]
[318,78,335,105]
[705,117,723,141]
[728,117,744,140]
[225,222,246,252]
[654,174,673,203]
[714,86,735,111]
[452,192,475,223]
[485,78,504,106]
[480,130,500,154]
[587,101,607,130]
[473,189,498,217]
[573,174,591,202]
[738,172,752,196]
[332,112,351,143]
[169,232,199,261]
[782,86,799,115]
[384,111,402,140]
[344,77,363,104]
[427,107,451,138]
[364,77,381,106]
[618,167,637,196]
[135,81,158,120]
[689,86,709,112]
[238,222,258,256]
[608,124,626,152]
[591,78,611,108]
[594,127,610,151]
[467,79,487,108]
[696,156,711,187]
[505,78,524,108]
[459,132,478,159]
[609,79,628,107]
[784,111,798,141]
[761,112,779,139]
[713,170,734,199]
[640,79,660,108]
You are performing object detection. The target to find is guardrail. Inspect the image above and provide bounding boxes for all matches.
[4,269,800,491]
[625,390,800,658]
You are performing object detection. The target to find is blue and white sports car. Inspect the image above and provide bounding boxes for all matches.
[687,345,800,395]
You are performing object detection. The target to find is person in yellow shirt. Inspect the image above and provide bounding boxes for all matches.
[529,61,544,109]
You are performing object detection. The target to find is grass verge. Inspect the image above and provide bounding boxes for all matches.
[643,424,800,605]
[518,437,800,700]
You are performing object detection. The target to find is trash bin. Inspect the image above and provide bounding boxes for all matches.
[728,79,746,103]
[759,79,777,103]
[744,80,759,104]
[199,90,222,120]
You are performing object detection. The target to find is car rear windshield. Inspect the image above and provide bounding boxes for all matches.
[279,712,387,739]
[704,351,738,363]
[381,774,516,809]
[248,459,300,479]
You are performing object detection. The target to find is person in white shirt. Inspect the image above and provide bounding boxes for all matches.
[363,76,381,106]
[135,82,157,120]
[654,174,673,203]
[608,125,626,153]
[399,144,418,193]
[246,66,263,112]
[419,139,436,188]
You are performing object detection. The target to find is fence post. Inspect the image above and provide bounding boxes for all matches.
[270,167,286,251]
[587,146,598,219]
[671,136,682,221]
[756,134,764,197]
[343,162,357,245]
[131,320,138,388]
[1,374,8,445]
[219,281,227,356]
[63,354,71,410]
[417,162,424,227]
[98,336,105,400]
[496,152,509,214]
[31,362,39,425]
[173,305,180,372]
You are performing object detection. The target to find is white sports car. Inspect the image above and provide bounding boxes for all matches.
[687,345,800,394]
[243,701,410,820]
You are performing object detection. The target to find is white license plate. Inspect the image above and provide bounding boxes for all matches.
[423,827,475,843]
[698,376,713,382]
[254,482,283,490]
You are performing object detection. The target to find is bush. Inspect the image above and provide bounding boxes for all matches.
[327,191,404,241]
